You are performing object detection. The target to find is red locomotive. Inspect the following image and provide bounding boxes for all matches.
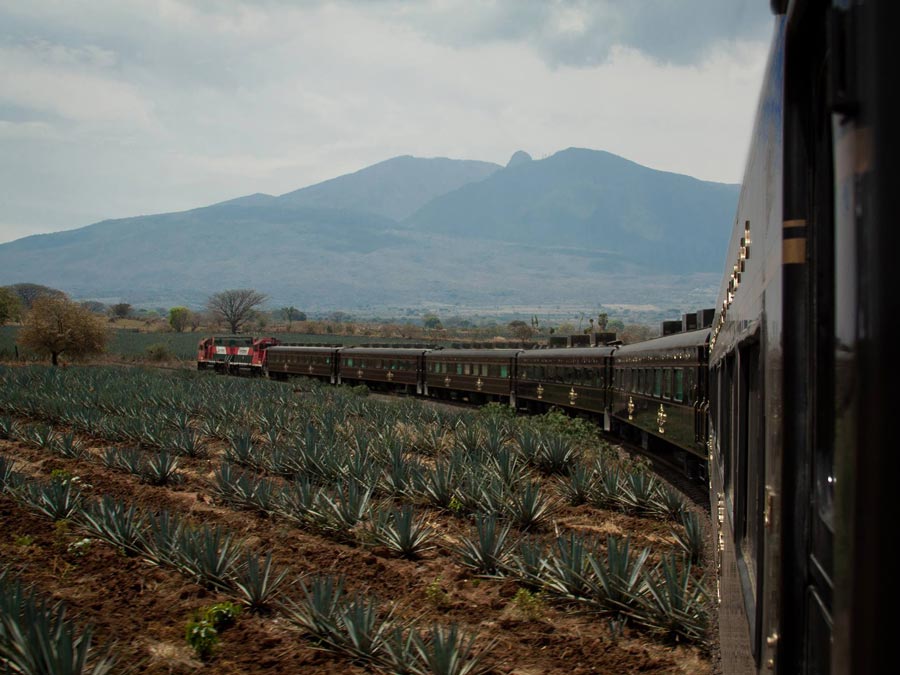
[197,335,279,375]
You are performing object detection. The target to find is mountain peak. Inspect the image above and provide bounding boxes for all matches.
[506,150,533,168]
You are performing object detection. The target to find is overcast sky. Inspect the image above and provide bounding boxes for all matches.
[0,0,773,244]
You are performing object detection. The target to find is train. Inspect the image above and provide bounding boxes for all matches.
[707,1,897,674]
[197,2,899,673]
[198,311,714,480]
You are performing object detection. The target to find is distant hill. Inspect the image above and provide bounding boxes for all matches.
[0,149,738,310]
[275,155,501,220]
[404,148,739,273]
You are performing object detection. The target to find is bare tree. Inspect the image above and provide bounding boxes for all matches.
[206,289,268,334]
[18,296,108,366]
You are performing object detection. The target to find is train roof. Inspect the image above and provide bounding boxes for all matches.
[268,345,340,353]
[517,346,617,360]
[338,347,430,356]
[614,328,710,356]
[428,348,522,359]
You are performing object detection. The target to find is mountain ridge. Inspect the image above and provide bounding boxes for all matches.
[0,148,738,310]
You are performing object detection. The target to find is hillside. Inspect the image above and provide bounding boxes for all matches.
[0,149,737,309]
[404,148,739,273]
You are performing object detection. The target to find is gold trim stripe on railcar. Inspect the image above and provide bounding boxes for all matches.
[783,219,807,265]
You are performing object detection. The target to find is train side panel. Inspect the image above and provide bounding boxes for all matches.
[708,13,784,673]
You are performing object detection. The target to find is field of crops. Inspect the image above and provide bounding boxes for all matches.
[0,365,712,674]
[0,326,442,362]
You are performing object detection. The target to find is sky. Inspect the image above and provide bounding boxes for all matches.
[0,0,774,244]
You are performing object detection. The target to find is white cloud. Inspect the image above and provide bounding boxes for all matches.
[0,0,771,243]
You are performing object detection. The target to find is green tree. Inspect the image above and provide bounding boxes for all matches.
[18,296,108,366]
[508,320,533,340]
[168,306,192,333]
[6,283,66,309]
[596,313,609,331]
[206,289,268,334]
[0,287,23,326]
[280,306,306,331]
[423,314,443,330]
[110,302,132,319]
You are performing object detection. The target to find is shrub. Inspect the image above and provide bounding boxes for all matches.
[144,343,174,362]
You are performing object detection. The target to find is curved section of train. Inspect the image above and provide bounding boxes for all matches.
[198,324,714,480]
[197,2,898,673]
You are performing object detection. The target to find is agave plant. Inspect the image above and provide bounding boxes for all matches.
[79,496,147,556]
[652,485,686,521]
[543,532,595,599]
[141,510,185,568]
[225,430,256,466]
[0,415,17,440]
[28,424,59,451]
[637,554,710,645]
[454,515,512,576]
[232,551,288,611]
[585,536,650,612]
[0,575,116,675]
[277,477,323,526]
[416,461,457,510]
[620,471,660,515]
[673,511,706,565]
[175,525,244,591]
[411,623,492,675]
[281,575,346,645]
[556,463,597,506]
[514,428,543,464]
[23,477,83,521]
[171,429,207,458]
[142,449,181,486]
[316,481,373,533]
[503,481,554,531]
[335,592,396,662]
[536,435,578,475]
[0,455,20,491]
[591,467,623,509]
[490,448,526,488]
[503,538,547,588]
[367,505,436,558]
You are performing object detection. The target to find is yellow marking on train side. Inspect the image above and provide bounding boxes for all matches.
[783,238,806,264]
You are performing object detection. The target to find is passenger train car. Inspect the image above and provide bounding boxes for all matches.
[708,1,898,673]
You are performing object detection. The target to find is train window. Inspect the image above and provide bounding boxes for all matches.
[347,358,354,367]
[674,369,684,402]
[654,369,662,397]
[737,342,762,594]
[326,357,330,364]
[722,352,735,502]
[500,365,509,378]
[463,364,470,375]
[663,369,672,400]
[456,364,463,375]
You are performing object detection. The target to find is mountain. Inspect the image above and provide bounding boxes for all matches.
[0,149,738,311]
[403,148,739,273]
[275,155,501,220]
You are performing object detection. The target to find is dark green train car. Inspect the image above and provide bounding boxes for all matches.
[338,348,428,394]
[424,349,521,405]
[610,329,709,475]
[516,347,616,427]
[266,346,340,383]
